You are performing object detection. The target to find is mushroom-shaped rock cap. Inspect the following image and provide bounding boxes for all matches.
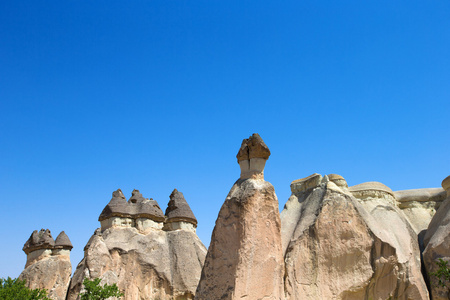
[236,133,270,163]
[349,181,394,196]
[165,189,197,226]
[98,189,130,221]
[23,229,55,254]
[55,231,73,250]
[442,175,450,192]
[130,190,165,222]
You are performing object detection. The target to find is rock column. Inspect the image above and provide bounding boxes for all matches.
[195,133,284,300]
[423,175,450,300]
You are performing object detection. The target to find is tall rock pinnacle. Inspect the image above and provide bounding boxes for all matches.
[195,134,284,300]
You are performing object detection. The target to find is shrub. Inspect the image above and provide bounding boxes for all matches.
[431,258,450,288]
[0,277,50,300]
[80,277,124,300]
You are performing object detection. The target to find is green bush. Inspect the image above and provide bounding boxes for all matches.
[0,277,50,300]
[80,278,124,300]
[431,258,450,289]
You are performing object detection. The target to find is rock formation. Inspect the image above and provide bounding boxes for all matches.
[19,229,72,300]
[164,189,197,231]
[394,187,446,236]
[67,189,206,300]
[195,133,284,300]
[281,174,429,300]
[17,134,447,300]
[423,175,450,300]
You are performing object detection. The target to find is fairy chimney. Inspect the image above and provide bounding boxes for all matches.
[53,231,73,257]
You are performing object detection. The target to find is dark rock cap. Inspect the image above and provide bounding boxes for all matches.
[98,189,165,222]
[165,189,197,226]
[23,229,55,254]
[98,189,131,221]
[131,190,165,222]
[54,231,73,250]
[236,133,270,163]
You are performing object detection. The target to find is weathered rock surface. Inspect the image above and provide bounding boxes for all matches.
[394,187,446,235]
[281,174,429,300]
[20,229,72,300]
[423,175,450,300]
[196,134,284,300]
[67,189,207,300]
[165,189,197,226]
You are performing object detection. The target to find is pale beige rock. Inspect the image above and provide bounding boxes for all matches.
[281,176,429,300]
[443,175,450,196]
[67,226,206,300]
[423,176,450,300]
[394,188,446,235]
[20,256,72,300]
[195,178,284,300]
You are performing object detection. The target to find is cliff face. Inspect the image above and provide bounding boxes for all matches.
[196,179,284,300]
[281,174,429,300]
[67,227,206,300]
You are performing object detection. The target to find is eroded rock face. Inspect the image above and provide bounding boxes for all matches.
[281,174,429,300]
[67,227,206,300]
[423,175,450,300]
[19,229,72,300]
[394,187,446,236]
[196,134,284,300]
[20,256,72,300]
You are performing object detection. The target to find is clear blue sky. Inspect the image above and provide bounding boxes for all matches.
[1,1,449,278]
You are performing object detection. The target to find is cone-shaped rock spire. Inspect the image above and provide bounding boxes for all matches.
[23,229,55,254]
[165,189,197,226]
[98,189,129,221]
[55,231,73,250]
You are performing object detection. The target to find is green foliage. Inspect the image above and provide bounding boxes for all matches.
[0,277,51,300]
[80,278,124,300]
[431,258,450,289]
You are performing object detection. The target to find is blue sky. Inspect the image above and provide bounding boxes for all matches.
[1,1,449,278]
